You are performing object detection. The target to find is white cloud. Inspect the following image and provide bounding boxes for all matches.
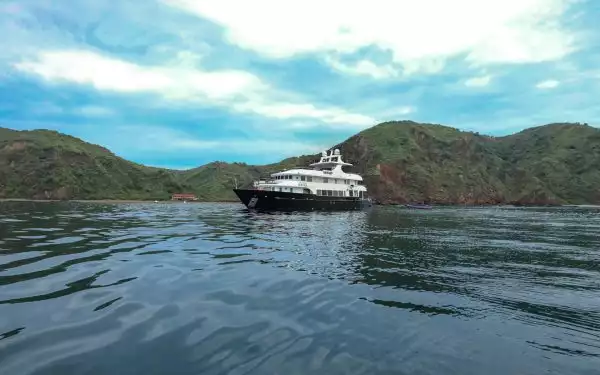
[0,2,21,15]
[536,79,560,89]
[395,106,415,115]
[324,57,398,79]
[74,106,116,117]
[233,100,374,126]
[165,0,576,76]
[133,128,222,151]
[465,75,492,87]
[114,126,327,156]
[14,50,376,127]
[27,102,115,117]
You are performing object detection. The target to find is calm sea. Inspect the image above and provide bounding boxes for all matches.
[0,202,599,375]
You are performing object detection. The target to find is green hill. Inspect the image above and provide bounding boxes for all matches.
[1,122,599,205]
[0,128,189,200]
[331,121,600,205]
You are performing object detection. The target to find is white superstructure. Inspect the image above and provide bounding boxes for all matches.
[253,149,368,198]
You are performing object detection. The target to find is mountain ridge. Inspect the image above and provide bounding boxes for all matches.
[1,121,599,205]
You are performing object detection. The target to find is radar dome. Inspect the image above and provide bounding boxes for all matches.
[334,149,340,155]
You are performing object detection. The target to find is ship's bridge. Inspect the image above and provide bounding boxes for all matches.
[309,149,352,170]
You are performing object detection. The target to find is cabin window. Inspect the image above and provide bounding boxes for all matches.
[317,189,321,195]
[301,176,306,181]
[334,179,338,184]
[327,190,333,197]
[331,157,338,162]
[324,178,329,183]
[307,176,313,182]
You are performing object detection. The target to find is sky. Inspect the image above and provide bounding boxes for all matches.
[1,0,599,168]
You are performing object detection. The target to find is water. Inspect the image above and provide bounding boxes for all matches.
[1,202,599,375]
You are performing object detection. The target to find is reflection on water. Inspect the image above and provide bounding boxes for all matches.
[1,202,599,375]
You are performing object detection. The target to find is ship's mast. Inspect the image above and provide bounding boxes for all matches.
[310,149,352,171]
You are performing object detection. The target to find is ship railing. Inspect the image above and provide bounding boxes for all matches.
[253,179,277,186]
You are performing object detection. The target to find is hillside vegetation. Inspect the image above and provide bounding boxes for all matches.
[0,128,188,200]
[1,122,599,205]
[332,121,600,205]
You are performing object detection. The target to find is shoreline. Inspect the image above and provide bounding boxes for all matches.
[1,198,598,208]
[0,198,239,204]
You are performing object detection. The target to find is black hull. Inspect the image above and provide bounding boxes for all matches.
[233,189,372,211]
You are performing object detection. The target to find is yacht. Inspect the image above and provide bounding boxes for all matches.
[233,149,372,211]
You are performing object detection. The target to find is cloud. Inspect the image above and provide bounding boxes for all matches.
[26,102,115,117]
[14,50,258,97]
[0,2,22,15]
[14,49,376,127]
[165,0,577,76]
[465,75,492,87]
[232,100,374,126]
[73,106,116,117]
[325,57,399,79]
[112,126,327,156]
[536,79,560,89]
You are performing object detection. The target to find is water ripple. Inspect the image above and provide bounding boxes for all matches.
[0,202,599,374]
